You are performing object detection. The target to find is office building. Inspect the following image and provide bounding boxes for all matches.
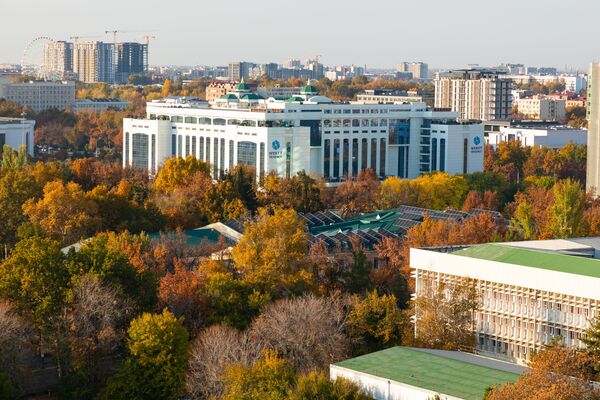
[228,61,255,81]
[435,69,512,120]
[397,62,428,80]
[69,98,130,112]
[72,42,115,83]
[411,238,600,364]
[0,80,76,112]
[43,41,73,79]
[487,125,586,148]
[331,347,523,400]
[0,118,35,156]
[115,42,148,84]
[513,97,566,121]
[123,84,484,179]
[588,63,600,194]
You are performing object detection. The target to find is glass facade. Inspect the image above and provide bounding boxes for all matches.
[171,134,176,156]
[229,140,234,169]
[463,138,468,174]
[352,138,358,176]
[343,139,349,177]
[199,137,204,160]
[324,139,331,177]
[220,138,225,173]
[333,139,340,178]
[213,139,219,176]
[431,138,437,171]
[379,138,386,176]
[361,139,368,171]
[388,119,410,145]
[205,138,211,163]
[440,139,446,172]
[192,137,196,158]
[151,134,156,172]
[237,141,257,168]
[124,132,129,165]
[300,120,322,146]
[371,138,377,171]
[286,142,291,179]
[131,133,149,170]
[185,136,190,156]
[259,143,265,179]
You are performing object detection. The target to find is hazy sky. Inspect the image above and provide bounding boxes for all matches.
[2,0,598,70]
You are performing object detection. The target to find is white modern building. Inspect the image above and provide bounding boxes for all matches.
[0,117,35,156]
[123,83,484,179]
[0,80,76,112]
[487,125,586,148]
[411,238,600,364]
[331,347,523,400]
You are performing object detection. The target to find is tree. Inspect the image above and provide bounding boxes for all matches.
[414,278,478,350]
[414,172,468,210]
[231,208,310,297]
[379,176,418,209]
[249,295,349,373]
[154,156,211,193]
[23,181,101,246]
[222,350,296,400]
[0,301,32,395]
[546,179,586,238]
[289,371,373,400]
[582,317,600,373]
[334,169,381,217]
[99,310,189,400]
[0,169,40,251]
[1,145,28,170]
[158,264,208,334]
[62,274,133,395]
[347,291,407,354]
[486,344,600,400]
[261,171,325,213]
[186,324,263,399]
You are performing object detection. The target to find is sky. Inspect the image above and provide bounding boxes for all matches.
[1,0,598,71]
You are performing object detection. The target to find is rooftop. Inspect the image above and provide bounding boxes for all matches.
[454,243,600,278]
[333,347,521,400]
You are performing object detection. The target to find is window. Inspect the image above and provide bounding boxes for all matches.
[213,118,226,126]
[431,138,437,171]
[463,138,468,174]
[220,138,225,174]
[343,139,349,177]
[324,139,331,177]
[171,134,176,156]
[371,138,377,171]
[192,137,196,158]
[198,117,212,125]
[333,139,340,178]
[286,142,291,179]
[259,143,265,179]
[199,137,204,160]
[237,141,257,168]
[124,132,129,165]
[205,138,211,163]
[229,140,234,169]
[185,136,190,156]
[177,135,182,156]
[131,133,149,170]
[379,138,386,176]
[151,134,156,172]
[440,139,446,172]
[185,116,197,124]
[361,139,368,171]
[352,138,358,176]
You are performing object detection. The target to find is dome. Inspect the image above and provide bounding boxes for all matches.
[234,78,250,92]
[300,84,318,95]
[240,93,263,100]
[306,95,332,104]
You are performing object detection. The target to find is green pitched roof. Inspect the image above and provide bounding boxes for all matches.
[220,93,238,100]
[240,93,262,100]
[334,347,519,400]
[285,96,305,102]
[234,82,250,91]
[454,243,600,278]
[301,84,318,94]
[309,209,404,235]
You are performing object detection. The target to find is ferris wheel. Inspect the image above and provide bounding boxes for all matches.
[21,36,56,80]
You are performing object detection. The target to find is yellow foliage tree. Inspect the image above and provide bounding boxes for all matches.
[154,156,211,193]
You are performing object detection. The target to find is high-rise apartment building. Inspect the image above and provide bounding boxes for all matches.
[397,62,429,80]
[115,42,148,84]
[228,62,255,81]
[434,69,512,120]
[587,63,600,194]
[71,42,116,83]
[43,41,73,79]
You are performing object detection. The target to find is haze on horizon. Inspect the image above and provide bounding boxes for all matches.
[1,0,597,71]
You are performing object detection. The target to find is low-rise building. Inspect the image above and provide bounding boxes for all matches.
[0,117,35,156]
[411,238,600,364]
[69,98,130,112]
[330,347,523,400]
[0,80,76,112]
[205,81,237,102]
[514,96,566,121]
[487,125,586,148]
[356,89,423,104]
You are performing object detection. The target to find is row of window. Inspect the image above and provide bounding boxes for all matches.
[323,138,386,179]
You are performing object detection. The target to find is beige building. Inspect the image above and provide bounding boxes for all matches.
[588,63,600,195]
[514,97,566,121]
[397,62,428,80]
[205,81,237,102]
[43,41,72,79]
[412,239,600,365]
[435,70,512,120]
[0,80,76,112]
[72,42,115,83]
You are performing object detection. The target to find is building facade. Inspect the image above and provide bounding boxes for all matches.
[72,42,116,83]
[411,240,600,364]
[0,118,35,156]
[435,70,512,120]
[514,97,566,121]
[43,41,73,79]
[115,42,148,84]
[0,80,76,112]
[487,125,586,148]
[69,98,130,112]
[587,63,600,195]
[397,62,429,80]
[123,84,484,179]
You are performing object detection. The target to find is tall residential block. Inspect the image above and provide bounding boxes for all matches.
[587,63,600,194]
[397,62,429,80]
[115,42,148,84]
[72,42,116,83]
[435,69,512,120]
[43,41,73,78]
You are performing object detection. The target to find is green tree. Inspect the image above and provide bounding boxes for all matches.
[289,371,373,400]
[0,170,40,252]
[348,291,406,354]
[222,350,296,400]
[99,309,189,400]
[546,179,586,238]
[582,317,600,373]
[0,145,28,171]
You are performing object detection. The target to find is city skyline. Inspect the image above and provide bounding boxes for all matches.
[2,0,598,70]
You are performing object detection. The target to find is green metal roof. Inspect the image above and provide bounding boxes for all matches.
[147,228,227,246]
[285,96,305,102]
[300,84,318,94]
[333,347,519,400]
[220,93,238,100]
[454,244,600,278]
[309,209,403,235]
[240,93,262,100]
[234,82,250,91]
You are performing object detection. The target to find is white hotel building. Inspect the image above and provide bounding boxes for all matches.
[411,239,600,364]
[0,117,35,157]
[123,83,484,180]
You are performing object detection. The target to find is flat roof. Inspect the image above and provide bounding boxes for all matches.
[454,243,600,278]
[333,347,520,400]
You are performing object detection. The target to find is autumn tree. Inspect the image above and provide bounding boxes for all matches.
[222,350,296,400]
[347,291,407,354]
[379,176,418,209]
[186,324,263,399]
[334,169,381,217]
[23,180,101,245]
[486,344,600,400]
[154,156,211,193]
[0,169,40,251]
[546,178,586,238]
[414,278,478,350]
[0,301,32,395]
[289,371,373,400]
[249,295,349,373]
[99,310,189,400]
[231,207,311,297]
[261,171,325,213]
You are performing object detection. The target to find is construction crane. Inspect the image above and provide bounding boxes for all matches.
[104,30,157,44]
[315,54,322,65]
[143,35,155,46]
[70,35,102,43]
